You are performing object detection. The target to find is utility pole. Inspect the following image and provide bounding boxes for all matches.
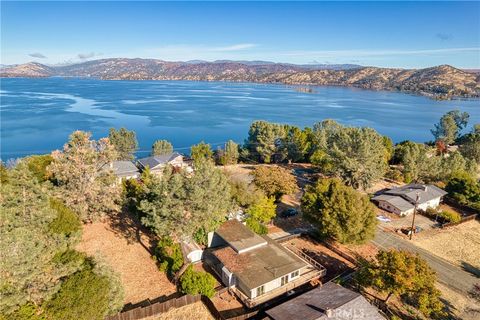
[409,192,420,240]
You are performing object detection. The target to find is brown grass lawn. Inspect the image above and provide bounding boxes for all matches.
[147,301,214,320]
[437,283,480,320]
[77,218,176,305]
[412,220,480,271]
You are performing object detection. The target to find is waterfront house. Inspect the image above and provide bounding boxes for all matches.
[104,160,140,182]
[136,152,185,175]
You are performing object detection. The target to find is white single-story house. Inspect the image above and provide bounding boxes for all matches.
[103,160,140,182]
[205,220,323,307]
[136,152,186,175]
[372,184,447,216]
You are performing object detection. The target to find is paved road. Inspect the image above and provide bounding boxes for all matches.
[372,228,478,295]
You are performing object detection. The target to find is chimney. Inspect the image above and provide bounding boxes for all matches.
[109,162,113,169]
[325,308,333,317]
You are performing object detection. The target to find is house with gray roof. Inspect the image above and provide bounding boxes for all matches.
[103,160,140,182]
[205,220,325,308]
[136,152,185,175]
[265,282,385,320]
[372,184,447,216]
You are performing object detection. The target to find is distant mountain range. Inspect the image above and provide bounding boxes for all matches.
[1,58,479,99]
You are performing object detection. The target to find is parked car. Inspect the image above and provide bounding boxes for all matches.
[282,208,299,218]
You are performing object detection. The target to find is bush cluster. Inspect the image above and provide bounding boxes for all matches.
[179,265,216,298]
[154,237,184,276]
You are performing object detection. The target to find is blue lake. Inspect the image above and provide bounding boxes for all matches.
[1,77,479,160]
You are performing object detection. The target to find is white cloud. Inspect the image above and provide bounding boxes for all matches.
[281,47,480,58]
[211,43,257,52]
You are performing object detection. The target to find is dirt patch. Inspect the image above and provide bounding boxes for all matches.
[147,301,214,320]
[210,291,244,312]
[284,237,355,280]
[365,178,402,195]
[332,241,380,262]
[412,220,480,272]
[221,164,256,184]
[77,218,176,305]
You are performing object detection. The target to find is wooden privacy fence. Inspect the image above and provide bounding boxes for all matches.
[106,294,201,320]
[441,213,478,228]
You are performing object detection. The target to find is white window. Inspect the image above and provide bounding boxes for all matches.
[281,275,289,286]
[256,285,265,297]
[290,270,300,279]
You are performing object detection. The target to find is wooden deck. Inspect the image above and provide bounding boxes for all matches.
[230,265,324,308]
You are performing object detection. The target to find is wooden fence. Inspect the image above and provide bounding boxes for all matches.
[441,213,478,228]
[106,294,201,320]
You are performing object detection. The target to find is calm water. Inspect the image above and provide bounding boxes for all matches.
[1,78,479,160]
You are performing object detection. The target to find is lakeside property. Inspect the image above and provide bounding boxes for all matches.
[1,78,479,160]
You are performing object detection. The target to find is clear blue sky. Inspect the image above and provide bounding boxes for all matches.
[1,1,479,68]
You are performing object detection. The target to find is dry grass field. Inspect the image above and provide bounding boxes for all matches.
[437,283,480,320]
[77,218,177,305]
[148,301,214,320]
[412,220,480,272]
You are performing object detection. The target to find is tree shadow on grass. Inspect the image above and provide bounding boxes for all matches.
[107,207,156,255]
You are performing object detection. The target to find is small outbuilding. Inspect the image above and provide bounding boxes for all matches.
[181,240,203,263]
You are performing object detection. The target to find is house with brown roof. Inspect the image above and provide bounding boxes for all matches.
[205,220,325,308]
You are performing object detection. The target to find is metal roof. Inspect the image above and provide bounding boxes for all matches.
[137,152,182,169]
[215,219,267,253]
[384,184,447,204]
[266,282,385,320]
[103,161,139,177]
[372,194,415,211]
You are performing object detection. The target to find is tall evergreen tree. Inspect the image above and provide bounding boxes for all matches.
[311,120,387,189]
[431,110,469,145]
[140,161,231,241]
[302,178,377,244]
[190,141,213,164]
[108,127,138,160]
[0,163,83,314]
[151,139,173,156]
[244,121,287,163]
[48,131,121,222]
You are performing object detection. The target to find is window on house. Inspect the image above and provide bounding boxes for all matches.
[281,275,289,286]
[290,270,300,278]
[256,285,265,296]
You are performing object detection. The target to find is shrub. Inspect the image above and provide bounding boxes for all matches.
[48,198,81,237]
[385,169,404,183]
[246,217,268,235]
[438,210,461,223]
[25,154,53,182]
[179,265,216,298]
[2,303,46,320]
[44,261,123,320]
[253,166,297,200]
[423,207,438,218]
[154,238,184,276]
[52,249,86,267]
